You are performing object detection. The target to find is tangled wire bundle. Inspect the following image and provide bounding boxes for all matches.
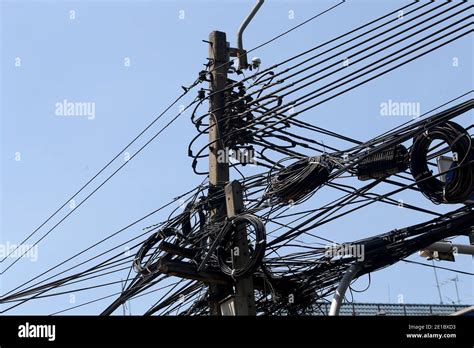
[217,214,266,279]
[133,227,179,275]
[410,121,474,204]
[266,156,333,204]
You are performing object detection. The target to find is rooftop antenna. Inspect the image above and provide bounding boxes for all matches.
[432,260,443,304]
[451,275,461,304]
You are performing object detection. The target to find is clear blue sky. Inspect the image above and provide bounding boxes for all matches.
[1,0,472,315]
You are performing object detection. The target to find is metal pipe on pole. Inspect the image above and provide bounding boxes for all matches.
[236,0,264,70]
[329,263,363,316]
[423,242,474,255]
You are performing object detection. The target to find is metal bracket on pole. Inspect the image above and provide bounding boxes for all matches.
[419,241,474,261]
[329,263,363,316]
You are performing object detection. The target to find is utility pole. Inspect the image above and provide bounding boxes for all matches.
[207,31,256,316]
[207,30,231,316]
[224,181,256,315]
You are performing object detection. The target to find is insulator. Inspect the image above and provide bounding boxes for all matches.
[197,89,206,99]
[356,144,409,181]
[198,70,208,81]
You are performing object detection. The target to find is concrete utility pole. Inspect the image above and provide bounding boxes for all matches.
[224,181,256,315]
[208,30,231,315]
[207,31,256,316]
[208,31,230,206]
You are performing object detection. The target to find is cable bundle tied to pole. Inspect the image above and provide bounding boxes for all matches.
[217,214,266,279]
[410,121,474,204]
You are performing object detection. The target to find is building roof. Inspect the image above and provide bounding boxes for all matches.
[316,302,470,316]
